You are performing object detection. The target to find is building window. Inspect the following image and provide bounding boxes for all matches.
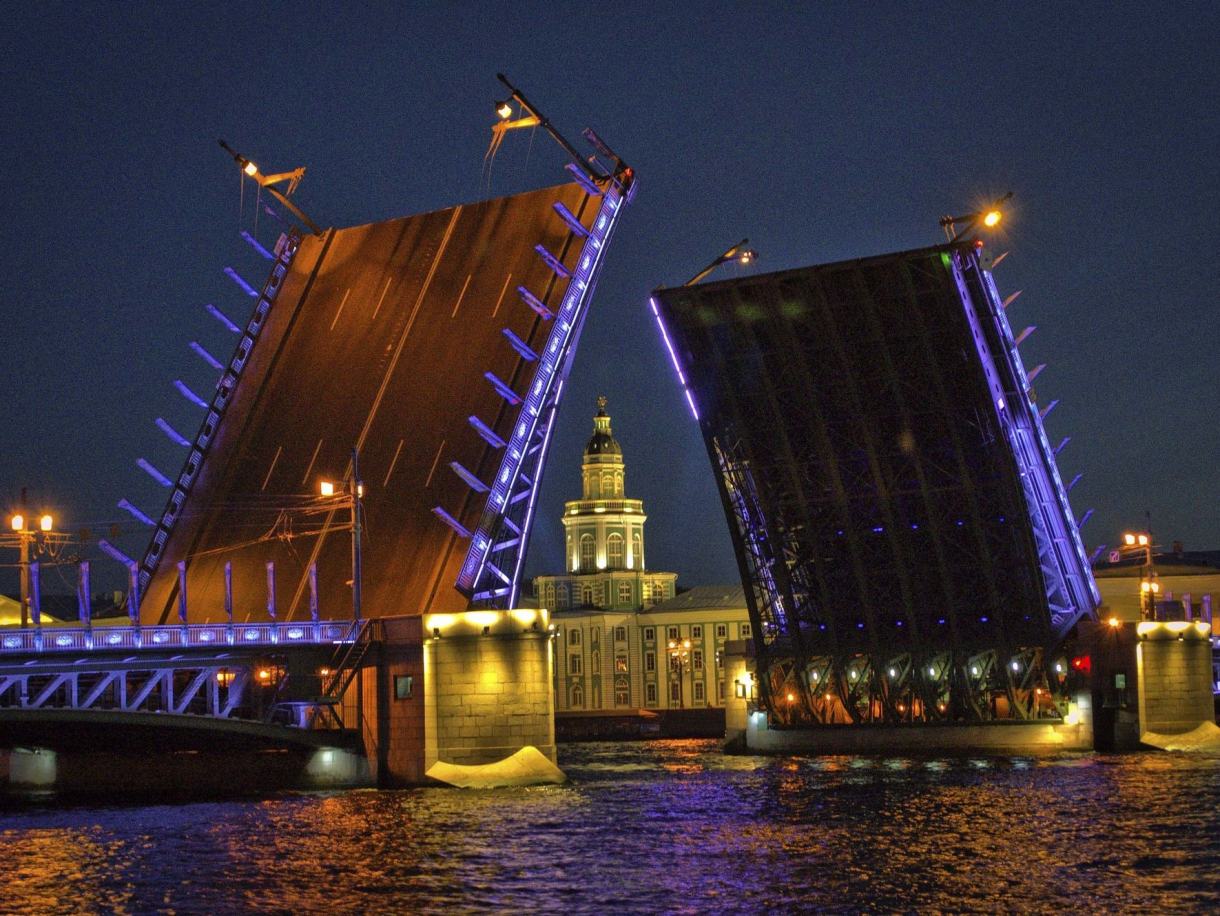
[692,625,702,639]
[633,533,642,568]
[568,629,581,647]
[653,582,666,601]
[615,626,627,643]
[616,655,628,674]
[669,654,681,672]
[394,675,414,700]
[615,679,629,707]
[668,626,679,641]
[580,534,595,571]
[556,585,569,609]
[571,684,584,708]
[618,582,632,605]
[645,651,655,672]
[670,682,681,703]
[569,654,582,675]
[591,650,601,675]
[644,627,655,642]
[718,680,725,701]
[607,533,624,567]
[694,682,705,703]
[646,683,657,705]
[582,585,595,606]
[590,627,599,645]
[716,623,727,639]
[741,623,752,637]
[693,650,704,670]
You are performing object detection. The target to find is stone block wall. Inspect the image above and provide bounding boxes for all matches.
[1137,624,1215,736]
[427,631,555,768]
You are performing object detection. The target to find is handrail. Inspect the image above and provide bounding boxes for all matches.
[0,619,358,656]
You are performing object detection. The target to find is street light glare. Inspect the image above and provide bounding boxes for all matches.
[1124,533,1136,546]
[39,515,52,532]
[10,515,22,531]
[983,210,1002,228]
[1137,534,1148,546]
[243,161,258,177]
[320,481,335,497]
[496,100,513,120]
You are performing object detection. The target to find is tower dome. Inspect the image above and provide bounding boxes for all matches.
[584,396,622,457]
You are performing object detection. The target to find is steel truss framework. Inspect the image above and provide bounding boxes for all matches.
[455,168,636,607]
[654,243,1098,727]
[0,619,376,732]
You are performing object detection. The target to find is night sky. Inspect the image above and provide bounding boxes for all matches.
[2,3,1217,597]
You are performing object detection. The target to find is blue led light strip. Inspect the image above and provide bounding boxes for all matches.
[456,182,630,605]
[137,231,302,592]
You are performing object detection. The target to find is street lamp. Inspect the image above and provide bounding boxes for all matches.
[684,239,760,287]
[319,448,365,622]
[940,192,1013,241]
[1121,528,1156,620]
[5,504,54,628]
[668,637,692,709]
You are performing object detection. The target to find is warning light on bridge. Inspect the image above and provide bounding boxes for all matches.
[1071,656,1091,675]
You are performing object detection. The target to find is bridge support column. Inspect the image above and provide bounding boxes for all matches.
[1136,621,1215,740]
[359,610,556,787]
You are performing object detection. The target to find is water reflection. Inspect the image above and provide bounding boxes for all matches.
[2,740,1219,915]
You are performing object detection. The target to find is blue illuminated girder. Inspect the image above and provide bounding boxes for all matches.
[456,183,630,607]
[137,231,302,592]
[949,251,1100,641]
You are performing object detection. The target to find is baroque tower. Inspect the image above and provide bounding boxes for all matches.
[535,397,676,611]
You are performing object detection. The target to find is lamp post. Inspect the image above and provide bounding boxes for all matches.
[668,637,691,709]
[7,506,53,628]
[319,448,364,622]
[1123,530,1156,620]
[940,192,1013,241]
[684,239,760,287]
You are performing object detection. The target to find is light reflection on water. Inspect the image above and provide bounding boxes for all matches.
[2,740,1220,915]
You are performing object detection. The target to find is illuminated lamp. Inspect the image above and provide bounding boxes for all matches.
[39,515,53,531]
[320,481,335,497]
[983,210,1001,228]
[243,161,258,176]
[496,100,513,119]
[10,515,22,531]
[1108,617,1120,628]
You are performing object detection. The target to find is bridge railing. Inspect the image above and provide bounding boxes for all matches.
[0,620,358,655]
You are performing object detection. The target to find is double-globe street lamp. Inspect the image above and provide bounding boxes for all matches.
[5,511,55,628]
[668,637,692,709]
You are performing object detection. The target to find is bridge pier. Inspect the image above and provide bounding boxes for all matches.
[358,610,557,787]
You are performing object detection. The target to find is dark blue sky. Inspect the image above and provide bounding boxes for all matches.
[2,3,1217,594]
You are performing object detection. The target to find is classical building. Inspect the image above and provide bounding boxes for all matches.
[534,397,677,612]
[534,398,752,714]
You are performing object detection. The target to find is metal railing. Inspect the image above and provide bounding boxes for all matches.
[0,619,357,655]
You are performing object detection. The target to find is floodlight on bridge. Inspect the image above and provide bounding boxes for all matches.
[940,191,1013,240]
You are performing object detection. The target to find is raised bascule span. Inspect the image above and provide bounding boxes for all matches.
[652,241,1100,731]
[137,171,635,626]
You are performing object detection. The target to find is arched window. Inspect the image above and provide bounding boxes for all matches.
[602,473,612,495]
[556,585,569,609]
[607,533,624,567]
[567,536,576,572]
[615,679,630,707]
[615,626,627,643]
[614,472,623,496]
[632,533,643,570]
[580,534,595,572]
[591,649,601,675]
[571,684,584,708]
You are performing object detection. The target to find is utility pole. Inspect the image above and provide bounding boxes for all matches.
[351,448,363,623]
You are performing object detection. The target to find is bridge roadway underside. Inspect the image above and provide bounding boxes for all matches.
[142,182,599,625]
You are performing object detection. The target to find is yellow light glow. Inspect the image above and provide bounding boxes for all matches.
[1141,581,1151,592]
[1195,621,1212,636]
[319,667,332,677]
[258,668,271,681]
[320,481,335,497]
[510,609,536,626]
[496,101,513,119]
[10,515,22,531]
[1124,533,1136,546]
[244,161,258,176]
[1064,713,1080,726]
[428,614,456,632]
[1108,617,1120,628]
[739,252,753,264]
[464,611,500,628]
[983,210,1001,228]
[1138,534,1148,546]
[39,515,52,532]
[1151,583,1160,593]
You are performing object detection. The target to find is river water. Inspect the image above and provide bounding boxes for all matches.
[2,740,1219,915]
